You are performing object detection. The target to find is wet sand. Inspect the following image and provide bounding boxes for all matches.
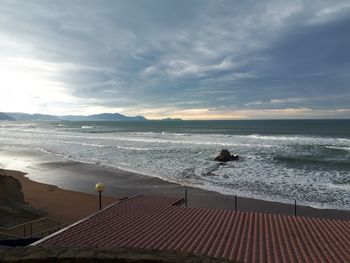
[1,147,349,221]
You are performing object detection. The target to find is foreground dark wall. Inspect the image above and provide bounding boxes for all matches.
[0,246,234,263]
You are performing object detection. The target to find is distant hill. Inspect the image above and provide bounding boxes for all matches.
[6,113,60,121]
[0,112,14,120]
[5,112,184,122]
[5,112,147,121]
[61,113,147,121]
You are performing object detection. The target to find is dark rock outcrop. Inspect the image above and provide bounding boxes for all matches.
[0,175,25,204]
[214,149,239,162]
[0,173,44,227]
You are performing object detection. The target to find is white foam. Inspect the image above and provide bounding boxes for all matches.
[116,146,151,151]
[325,146,350,152]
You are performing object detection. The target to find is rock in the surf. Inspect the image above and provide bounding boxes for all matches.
[214,149,239,162]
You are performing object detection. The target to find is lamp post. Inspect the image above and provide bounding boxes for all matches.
[95,182,105,211]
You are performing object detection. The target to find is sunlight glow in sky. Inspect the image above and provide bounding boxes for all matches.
[0,0,349,119]
[0,58,75,113]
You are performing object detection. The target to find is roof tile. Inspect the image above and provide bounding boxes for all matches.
[34,195,350,263]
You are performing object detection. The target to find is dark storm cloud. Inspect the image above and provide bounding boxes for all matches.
[1,0,349,117]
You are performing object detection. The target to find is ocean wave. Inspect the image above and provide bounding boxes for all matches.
[328,183,350,191]
[37,148,72,159]
[1,122,350,210]
[246,134,350,144]
[44,139,106,148]
[116,146,151,151]
[325,146,350,152]
[274,155,350,168]
[11,128,348,149]
[247,134,309,141]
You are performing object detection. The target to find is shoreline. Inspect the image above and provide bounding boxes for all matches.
[0,147,349,221]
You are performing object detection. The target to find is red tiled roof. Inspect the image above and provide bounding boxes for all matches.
[33,195,350,262]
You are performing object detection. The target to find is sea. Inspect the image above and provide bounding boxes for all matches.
[0,119,349,210]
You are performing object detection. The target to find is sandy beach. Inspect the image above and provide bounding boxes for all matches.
[0,169,118,224]
[1,147,350,222]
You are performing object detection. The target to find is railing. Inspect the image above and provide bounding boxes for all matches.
[181,190,302,217]
[29,224,68,239]
[0,232,22,239]
[0,217,68,239]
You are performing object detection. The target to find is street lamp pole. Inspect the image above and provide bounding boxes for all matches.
[98,191,102,210]
[95,182,105,211]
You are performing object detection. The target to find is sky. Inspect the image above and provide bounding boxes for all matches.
[0,0,349,120]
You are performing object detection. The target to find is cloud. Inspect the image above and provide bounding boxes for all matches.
[141,56,236,78]
[0,0,349,118]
